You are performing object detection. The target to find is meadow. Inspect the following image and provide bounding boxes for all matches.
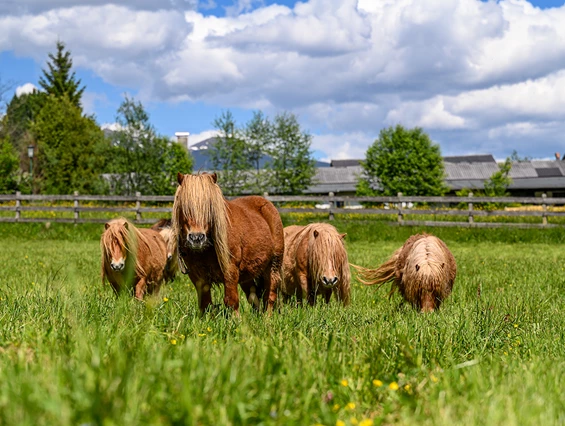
[0,219,564,425]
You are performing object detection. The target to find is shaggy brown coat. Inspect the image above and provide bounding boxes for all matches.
[281,223,350,306]
[101,217,168,299]
[171,172,284,314]
[355,233,456,312]
[151,218,178,282]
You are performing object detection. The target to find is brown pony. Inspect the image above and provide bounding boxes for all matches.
[101,217,168,299]
[171,172,284,314]
[354,233,457,312]
[281,223,350,306]
[151,218,178,283]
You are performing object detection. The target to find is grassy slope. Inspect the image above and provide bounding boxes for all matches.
[0,220,564,425]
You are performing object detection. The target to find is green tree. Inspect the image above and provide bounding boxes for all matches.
[357,125,448,196]
[484,158,512,198]
[208,110,251,195]
[38,41,85,108]
[108,96,192,195]
[0,137,22,193]
[31,95,108,194]
[243,111,273,194]
[267,112,316,195]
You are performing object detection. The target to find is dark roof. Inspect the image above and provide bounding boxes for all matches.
[443,154,496,164]
[331,159,362,167]
[535,167,562,177]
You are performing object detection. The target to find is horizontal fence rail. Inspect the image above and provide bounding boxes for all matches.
[1,191,564,229]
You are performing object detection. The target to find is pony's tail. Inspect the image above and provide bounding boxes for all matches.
[351,248,400,288]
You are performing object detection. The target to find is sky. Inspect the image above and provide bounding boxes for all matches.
[1,0,565,162]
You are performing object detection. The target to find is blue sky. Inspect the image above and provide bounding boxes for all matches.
[2,0,565,161]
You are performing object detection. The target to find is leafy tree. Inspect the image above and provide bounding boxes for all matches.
[267,112,316,195]
[31,95,109,194]
[243,111,273,194]
[208,110,251,195]
[484,158,512,198]
[38,41,85,108]
[357,125,448,196]
[0,137,21,193]
[108,96,192,195]
[509,150,532,162]
[1,91,46,156]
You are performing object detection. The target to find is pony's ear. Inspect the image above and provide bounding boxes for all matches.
[177,172,184,185]
[313,230,319,238]
[210,173,218,183]
[104,222,110,230]
[340,233,347,240]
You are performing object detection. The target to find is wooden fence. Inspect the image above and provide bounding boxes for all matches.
[1,191,565,228]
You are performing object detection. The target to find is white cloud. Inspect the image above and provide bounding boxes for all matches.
[2,0,565,159]
[15,82,37,97]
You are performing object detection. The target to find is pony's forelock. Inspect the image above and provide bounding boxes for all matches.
[304,223,350,283]
[171,173,231,275]
[101,218,147,277]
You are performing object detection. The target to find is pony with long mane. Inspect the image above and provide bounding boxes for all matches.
[101,217,168,299]
[171,172,284,314]
[151,218,178,283]
[281,223,350,306]
[354,233,457,312]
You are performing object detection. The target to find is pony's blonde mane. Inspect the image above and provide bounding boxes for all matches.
[301,223,349,284]
[171,174,231,275]
[404,236,448,292]
[101,218,147,277]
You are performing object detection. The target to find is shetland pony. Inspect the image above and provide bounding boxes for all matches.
[171,172,284,314]
[151,219,178,282]
[281,223,350,306]
[354,233,456,312]
[101,217,168,299]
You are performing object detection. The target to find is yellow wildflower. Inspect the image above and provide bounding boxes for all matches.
[372,379,383,387]
[332,404,340,412]
[346,402,355,410]
[163,297,169,302]
[336,421,345,426]
[170,339,177,345]
[351,418,358,425]
[198,333,206,337]
[388,382,399,391]
[404,384,411,391]
[513,324,518,328]
[430,375,439,383]
[340,379,349,387]
[359,420,374,426]
[207,327,212,332]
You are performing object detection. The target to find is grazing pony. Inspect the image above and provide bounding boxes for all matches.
[171,172,284,314]
[354,233,457,312]
[281,223,350,306]
[151,218,178,282]
[101,217,168,299]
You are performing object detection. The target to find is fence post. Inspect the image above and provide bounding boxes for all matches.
[15,191,21,222]
[328,192,335,221]
[397,192,403,225]
[542,193,547,226]
[73,191,79,224]
[468,192,474,224]
[135,192,142,222]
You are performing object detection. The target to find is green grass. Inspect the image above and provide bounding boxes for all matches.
[1,220,565,425]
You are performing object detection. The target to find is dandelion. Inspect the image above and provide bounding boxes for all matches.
[372,379,383,387]
[163,297,169,302]
[207,327,212,332]
[346,402,355,410]
[514,324,518,328]
[336,421,345,426]
[170,339,177,345]
[359,420,374,426]
[404,384,411,391]
[388,382,399,391]
[430,375,439,383]
[350,418,358,425]
[340,379,349,387]
[198,333,206,337]
[504,351,508,356]
[332,404,340,412]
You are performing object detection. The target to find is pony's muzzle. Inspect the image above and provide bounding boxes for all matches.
[322,276,339,287]
[110,260,125,271]
[187,232,207,249]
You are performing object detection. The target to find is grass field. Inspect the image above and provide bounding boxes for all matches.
[1,219,565,425]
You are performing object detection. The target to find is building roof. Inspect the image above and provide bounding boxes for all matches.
[330,159,362,168]
[444,154,496,163]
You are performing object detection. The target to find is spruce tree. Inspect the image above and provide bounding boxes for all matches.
[38,41,85,108]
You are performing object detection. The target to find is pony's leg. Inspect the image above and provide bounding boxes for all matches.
[242,281,261,311]
[263,261,282,313]
[323,289,332,304]
[194,281,213,314]
[109,281,121,296]
[223,271,240,314]
[134,277,147,300]
[337,285,351,306]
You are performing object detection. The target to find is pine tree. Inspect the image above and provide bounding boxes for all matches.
[38,41,85,108]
